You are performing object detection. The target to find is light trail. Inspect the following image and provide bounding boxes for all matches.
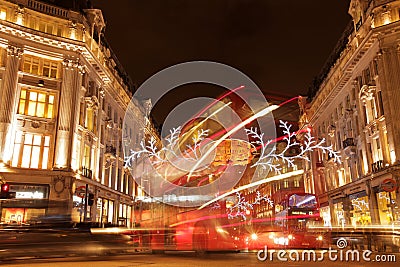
[169,213,227,228]
[187,104,279,182]
[179,101,232,145]
[197,169,304,210]
[180,85,245,134]
[278,95,300,107]
[202,95,301,145]
[191,85,245,122]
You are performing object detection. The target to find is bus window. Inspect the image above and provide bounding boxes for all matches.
[288,194,317,209]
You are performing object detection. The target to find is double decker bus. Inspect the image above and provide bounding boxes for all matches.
[125,199,241,254]
[241,193,326,250]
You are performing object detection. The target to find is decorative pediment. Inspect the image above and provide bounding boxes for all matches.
[359,84,376,103]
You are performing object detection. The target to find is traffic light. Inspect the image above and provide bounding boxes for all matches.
[0,183,16,199]
[1,183,9,192]
[88,193,94,206]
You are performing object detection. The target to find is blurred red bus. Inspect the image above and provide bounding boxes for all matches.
[241,193,327,250]
[125,200,240,254]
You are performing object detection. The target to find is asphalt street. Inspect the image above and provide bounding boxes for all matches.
[0,252,398,267]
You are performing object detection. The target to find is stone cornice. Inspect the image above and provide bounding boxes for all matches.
[308,29,379,125]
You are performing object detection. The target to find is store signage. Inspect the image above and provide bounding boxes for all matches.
[291,211,307,215]
[15,191,44,199]
[10,184,48,199]
[380,178,398,192]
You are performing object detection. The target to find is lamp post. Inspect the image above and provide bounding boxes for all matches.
[83,183,89,222]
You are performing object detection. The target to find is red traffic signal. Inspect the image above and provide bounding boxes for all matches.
[1,183,9,192]
[0,183,15,199]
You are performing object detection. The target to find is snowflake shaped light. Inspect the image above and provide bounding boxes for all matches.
[351,198,369,211]
[247,120,341,174]
[227,191,273,220]
[124,126,213,169]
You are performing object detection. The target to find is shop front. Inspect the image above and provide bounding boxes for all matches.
[374,177,400,225]
[319,204,332,227]
[1,183,49,225]
[117,200,133,227]
[376,190,398,225]
[332,200,346,227]
[349,191,371,226]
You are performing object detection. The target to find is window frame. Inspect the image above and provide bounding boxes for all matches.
[11,131,51,169]
[22,55,61,79]
[17,88,56,119]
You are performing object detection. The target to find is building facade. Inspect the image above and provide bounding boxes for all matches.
[300,0,400,227]
[0,0,156,227]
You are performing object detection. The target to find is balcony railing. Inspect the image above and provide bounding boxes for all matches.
[26,0,69,18]
[81,166,93,179]
[371,160,384,173]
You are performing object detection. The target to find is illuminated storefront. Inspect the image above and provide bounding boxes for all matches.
[1,183,49,224]
[332,201,346,227]
[376,191,399,225]
[319,205,331,227]
[349,193,371,226]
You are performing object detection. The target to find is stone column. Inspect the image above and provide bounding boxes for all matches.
[0,45,23,164]
[377,46,400,164]
[366,179,380,224]
[54,57,83,170]
[96,88,105,182]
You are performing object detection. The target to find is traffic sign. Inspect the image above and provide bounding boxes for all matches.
[381,178,397,192]
[75,185,86,198]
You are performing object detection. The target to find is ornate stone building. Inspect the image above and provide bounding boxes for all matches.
[300,0,400,227]
[0,0,156,226]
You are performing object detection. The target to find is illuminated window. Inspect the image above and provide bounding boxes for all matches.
[284,180,289,188]
[23,56,40,75]
[0,8,6,20]
[85,108,93,131]
[18,88,55,119]
[29,17,36,29]
[56,27,63,37]
[0,47,4,67]
[23,55,60,78]
[11,132,50,169]
[117,170,122,191]
[83,144,91,169]
[39,22,54,34]
[43,61,58,78]
[294,179,300,188]
[108,201,114,223]
[79,102,85,126]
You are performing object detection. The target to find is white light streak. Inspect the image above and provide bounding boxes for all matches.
[198,169,304,210]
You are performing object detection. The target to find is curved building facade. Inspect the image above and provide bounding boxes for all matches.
[0,0,155,226]
[300,0,400,227]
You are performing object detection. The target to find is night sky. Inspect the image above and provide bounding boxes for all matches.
[91,0,352,123]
